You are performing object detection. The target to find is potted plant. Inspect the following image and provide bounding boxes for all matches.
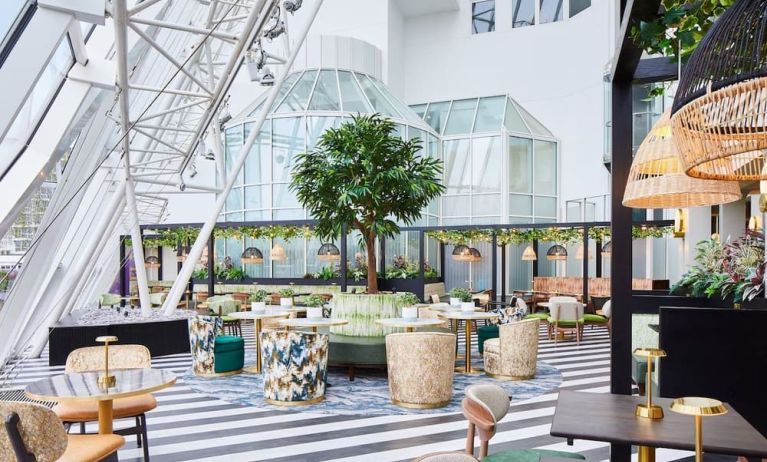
[278,288,295,307]
[291,114,444,294]
[399,292,420,320]
[450,287,474,312]
[250,289,267,312]
[306,294,325,319]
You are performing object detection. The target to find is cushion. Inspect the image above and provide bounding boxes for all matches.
[60,434,124,462]
[214,335,244,354]
[328,334,386,365]
[221,315,238,323]
[484,337,500,355]
[583,313,608,323]
[483,449,586,462]
[602,299,612,318]
[547,317,583,326]
[477,324,499,354]
[54,394,157,421]
[489,297,527,325]
[524,312,549,321]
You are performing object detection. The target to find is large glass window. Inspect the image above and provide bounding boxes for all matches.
[443,139,471,195]
[0,0,31,53]
[509,137,532,193]
[224,125,243,186]
[540,0,564,23]
[569,0,590,17]
[472,1,495,34]
[338,71,371,113]
[423,102,450,134]
[443,99,478,136]
[473,96,505,133]
[276,70,317,113]
[244,123,270,185]
[513,0,535,27]
[0,38,73,178]
[534,140,557,195]
[307,70,340,111]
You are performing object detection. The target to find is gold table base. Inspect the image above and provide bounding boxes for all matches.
[638,445,655,462]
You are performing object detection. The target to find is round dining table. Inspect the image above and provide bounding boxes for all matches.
[25,368,176,434]
[279,317,348,333]
[375,317,446,333]
[229,310,290,373]
[437,311,499,374]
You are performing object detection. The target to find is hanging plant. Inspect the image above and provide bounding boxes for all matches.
[632,225,673,239]
[426,229,493,245]
[588,227,611,242]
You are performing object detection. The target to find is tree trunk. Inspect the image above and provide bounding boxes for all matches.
[366,234,378,294]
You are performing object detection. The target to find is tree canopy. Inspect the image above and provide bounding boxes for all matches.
[290,114,444,293]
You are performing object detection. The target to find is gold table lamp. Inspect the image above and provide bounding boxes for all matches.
[633,347,666,419]
[95,336,118,389]
[670,397,727,462]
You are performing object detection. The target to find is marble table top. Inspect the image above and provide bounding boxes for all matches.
[26,368,176,402]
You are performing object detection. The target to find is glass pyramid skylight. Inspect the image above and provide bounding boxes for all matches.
[229,69,435,134]
[409,95,555,139]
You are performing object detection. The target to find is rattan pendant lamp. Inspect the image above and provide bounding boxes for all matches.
[670,0,767,180]
[623,110,741,208]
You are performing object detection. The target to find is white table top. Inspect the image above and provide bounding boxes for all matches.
[278,318,349,329]
[26,369,176,402]
[228,310,290,320]
[375,318,446,329]
[538,302,586,308]
[426,303,482,313]
[437,311,499,321]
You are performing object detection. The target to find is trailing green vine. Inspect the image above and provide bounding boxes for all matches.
[427,225,673,246]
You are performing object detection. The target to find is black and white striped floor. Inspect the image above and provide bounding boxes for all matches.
[1,325,695,462]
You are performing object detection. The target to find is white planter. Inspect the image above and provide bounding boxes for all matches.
[450,297,460,306]
[251,301,266,313]
[461,301,475,313]
[307,307,323,319]
[401,306,418,320]
[280,297,293,307]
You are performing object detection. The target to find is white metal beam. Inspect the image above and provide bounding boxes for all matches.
[162,0,324,314]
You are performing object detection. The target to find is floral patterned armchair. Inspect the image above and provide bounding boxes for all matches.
[261,330,328,405]
[188,316,244,376]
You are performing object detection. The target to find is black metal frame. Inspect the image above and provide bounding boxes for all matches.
[122,218,672,303]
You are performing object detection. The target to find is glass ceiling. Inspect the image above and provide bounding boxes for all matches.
[409,95,555,139]
[230,69,434,133]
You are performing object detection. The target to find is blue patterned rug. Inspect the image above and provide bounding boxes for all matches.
[184,351,562,415]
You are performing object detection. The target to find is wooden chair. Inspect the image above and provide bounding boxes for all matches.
[1,401,124,462]
[547,297,584,345]
[462,384,510,459]
[53,345,154,461]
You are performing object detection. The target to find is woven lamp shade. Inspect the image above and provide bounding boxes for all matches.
[623,110,741,208]
[521,245,537,261]
[670,0,767,180]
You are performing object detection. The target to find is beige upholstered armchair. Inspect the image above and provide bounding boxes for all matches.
[483,318,539,380]
[386,332,456,408]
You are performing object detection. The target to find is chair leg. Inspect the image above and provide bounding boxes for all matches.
[140,414,150,462]
[465,423,475,455]
[479,439,489,459]
[80,422,86,434]
[136,416,142,447]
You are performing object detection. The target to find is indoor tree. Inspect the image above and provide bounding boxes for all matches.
[290,114,444,293]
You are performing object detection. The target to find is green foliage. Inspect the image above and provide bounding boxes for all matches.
[290,114,444,293]
[630,0,734,63]
[216,266,245,281]
[191,267,209,279]
[399,292,420,307]
[0,271,8,291]
[671,232,765,303]
[278,288,295,298]
[312,265,340,280]
[250,289,268,302]
[449,287,472,302]
[214,225,312,241]
[427,226,672,247]
[306,294,325,307]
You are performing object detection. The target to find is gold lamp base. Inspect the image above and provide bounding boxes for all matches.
[98,374,116,388]
[635,403,664,419]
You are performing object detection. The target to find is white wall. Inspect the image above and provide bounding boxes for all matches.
[399,0,613,210]
[165,0,614,224]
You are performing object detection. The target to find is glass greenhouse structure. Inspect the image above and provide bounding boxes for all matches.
[220,68,560,291]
